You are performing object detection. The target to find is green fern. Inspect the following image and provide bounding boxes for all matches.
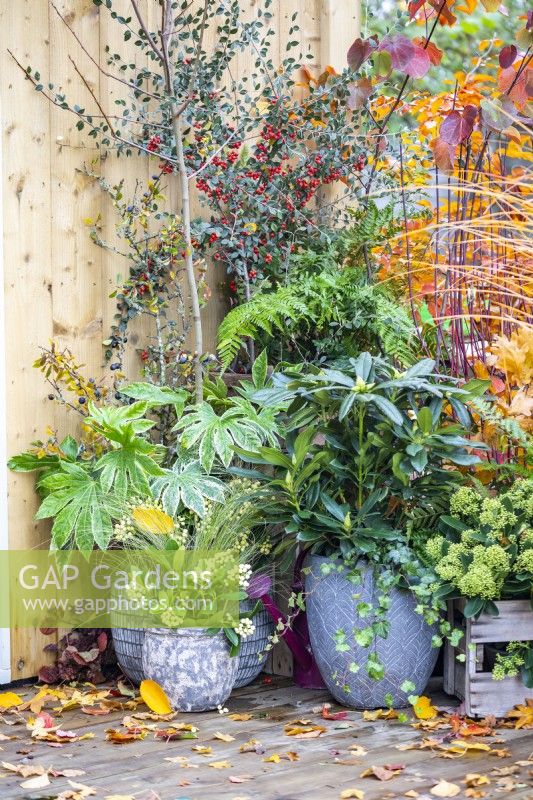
[217,264,417,369]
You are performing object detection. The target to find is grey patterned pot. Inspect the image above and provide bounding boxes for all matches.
[142,628,238,712]
[234,599,274,688]
[305,555,439,709]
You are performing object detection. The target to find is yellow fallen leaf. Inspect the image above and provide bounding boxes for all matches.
[0,692,22,709]
[412,695,438,720]
[506,699,533,729]
[139,679,172,715]
[430,780,461,797]
[228,713,252,721]
[263,753,281,763]
[284,722,326,738]
[213,731,235,742]
[208,760,232,769]
[192,745,212,755]
[340,790,364,800]
[445,740,491,755]
[362,708,399,721]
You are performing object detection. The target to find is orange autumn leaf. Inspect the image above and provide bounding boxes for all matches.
[139,679,172,716]
[105,728,148,744]
[284,721,326,738]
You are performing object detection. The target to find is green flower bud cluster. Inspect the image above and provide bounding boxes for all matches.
[506,479,533,523]
[457,563,500,599]
[515,548,533,574]
[479,497,517,535]
[492,641,526,681]
[449,486,483,524]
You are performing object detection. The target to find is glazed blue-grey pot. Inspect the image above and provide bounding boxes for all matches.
[142,628,238,711]
[305,555,439,709]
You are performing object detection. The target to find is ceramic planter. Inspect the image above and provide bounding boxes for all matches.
[305,555,439,709]
[233,599,274,688]
[142,628,238,711]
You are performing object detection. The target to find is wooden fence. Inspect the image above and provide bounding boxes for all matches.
[0,0,359,680]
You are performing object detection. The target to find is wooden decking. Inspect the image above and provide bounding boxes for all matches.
[0,676,532,799]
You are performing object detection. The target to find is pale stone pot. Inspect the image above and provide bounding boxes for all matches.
[142,628,238,711]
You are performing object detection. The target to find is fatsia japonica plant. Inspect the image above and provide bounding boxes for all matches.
[8,399,226,550]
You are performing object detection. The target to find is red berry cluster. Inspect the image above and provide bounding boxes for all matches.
[147,135,162,152]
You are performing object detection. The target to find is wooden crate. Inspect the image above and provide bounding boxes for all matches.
[443,599,533,717]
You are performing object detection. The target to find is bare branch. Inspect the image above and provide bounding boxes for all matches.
[50,1,162,102]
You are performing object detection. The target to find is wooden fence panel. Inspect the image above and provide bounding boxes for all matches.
[0,0,357,679]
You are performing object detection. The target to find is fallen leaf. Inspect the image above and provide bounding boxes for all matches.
[2,761,46,778]
[240,738,263,754]
[444,740,491,755]
[213,731,235,742]
[321,703,349,721]
[263,753,281,763]
[412,696,438,720]
[104,796,135,800]
[430,780,462,797]
[154,727,197,741]
[192,745,213,755]
[459,723,493,737]
[340,790,365,800]
[348,744,368,757]
[229,775,253,783]
[465,773,490,787]
[284,722,326,738]
[139,679,172,715]
[362,708,399,721]
[49,769,86,778]
[360,765,404,781]
[208,760,232,769]
[0,692,22,710]
[105,728,148,744]
[20,773,51,790]
[228,713,253,721]
[506,699,533,729]
[67,781,97,798]
[81,705,111,716]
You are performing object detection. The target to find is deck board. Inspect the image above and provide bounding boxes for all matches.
[0,677,531,799]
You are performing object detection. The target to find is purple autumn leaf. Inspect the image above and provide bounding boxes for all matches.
[378,35,431,79]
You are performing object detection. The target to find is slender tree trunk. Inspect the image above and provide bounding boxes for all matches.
[173,113,203,402]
